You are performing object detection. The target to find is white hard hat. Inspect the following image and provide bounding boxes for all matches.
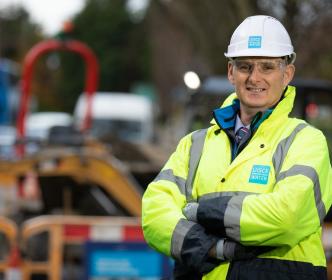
[225,15,296,63]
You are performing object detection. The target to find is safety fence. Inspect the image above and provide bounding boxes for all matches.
[0,216,331,279]
[0,215,162,280]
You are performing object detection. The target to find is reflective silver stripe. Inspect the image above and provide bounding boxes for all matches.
[272,123,308,177]
[153,169,186,195]
[186,128,208,202]
[199,191,256,201]
[277,164,326,225]
[199,192,254,241]
[223,194,249,242]
[215,239,225,260]
[171,219,196,261]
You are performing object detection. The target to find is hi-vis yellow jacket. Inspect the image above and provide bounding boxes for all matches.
[142,86,332,279]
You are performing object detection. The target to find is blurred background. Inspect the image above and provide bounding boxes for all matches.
[1,0,332,146]
[0,1,332,279]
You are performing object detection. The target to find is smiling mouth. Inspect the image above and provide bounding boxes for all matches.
[246,87,266,93]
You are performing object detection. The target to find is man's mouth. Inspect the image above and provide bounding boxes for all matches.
[246,87,265,92]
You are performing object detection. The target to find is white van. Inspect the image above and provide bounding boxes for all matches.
[26,112,74,140]
[74,92,154,143]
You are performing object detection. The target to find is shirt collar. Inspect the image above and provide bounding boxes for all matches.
[234,115,250,134]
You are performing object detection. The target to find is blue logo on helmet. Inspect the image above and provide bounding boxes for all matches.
[249,165,270,184]
[248,36,262,48]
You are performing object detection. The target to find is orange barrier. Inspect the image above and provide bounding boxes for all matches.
[6,217,332,279]
[21,215,143,280]
[0,217,18,274]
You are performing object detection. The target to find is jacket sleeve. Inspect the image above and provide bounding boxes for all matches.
[196,127,332,247]
[142,132,219,270]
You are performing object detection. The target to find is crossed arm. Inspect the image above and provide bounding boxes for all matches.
[143,129,332,274]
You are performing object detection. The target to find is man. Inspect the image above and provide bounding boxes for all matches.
[142,15,332,279]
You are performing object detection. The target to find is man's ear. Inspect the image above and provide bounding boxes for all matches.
[228,62,235,85]
[283,64,295,87]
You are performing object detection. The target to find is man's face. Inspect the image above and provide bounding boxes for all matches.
[228,57,295,113]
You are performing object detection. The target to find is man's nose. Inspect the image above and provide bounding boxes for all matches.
[247,64,262,82]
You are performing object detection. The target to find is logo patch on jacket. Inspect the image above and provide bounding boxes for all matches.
[249,165,270,184]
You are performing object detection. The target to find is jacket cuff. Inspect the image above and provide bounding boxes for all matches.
[171,219,196,261]
[197,194,248,242]
[196,196,232,234]
[171,219,219,271]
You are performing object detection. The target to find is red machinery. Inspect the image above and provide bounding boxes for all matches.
[16,38,99,155]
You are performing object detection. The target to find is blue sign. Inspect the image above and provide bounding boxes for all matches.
[248,36,262,48]
[249,165,270,185]
[84,242,173,279]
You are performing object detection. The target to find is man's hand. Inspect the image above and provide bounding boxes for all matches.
[182,202,199,222]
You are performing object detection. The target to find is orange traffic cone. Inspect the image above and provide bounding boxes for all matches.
[5,245,22,280]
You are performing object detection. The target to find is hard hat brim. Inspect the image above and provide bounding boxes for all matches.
[224,51,296,64]
[224,50,293,58]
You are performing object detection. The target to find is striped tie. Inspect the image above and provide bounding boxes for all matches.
[235,126,250,144]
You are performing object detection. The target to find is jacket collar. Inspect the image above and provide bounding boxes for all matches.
[211,86,296,131]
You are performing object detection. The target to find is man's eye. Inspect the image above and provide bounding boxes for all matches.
[260,63,275,71]
[237,63,251,71]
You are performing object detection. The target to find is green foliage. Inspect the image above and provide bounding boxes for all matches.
[4,0,332,117]
[0,6,41,61]
[56,0,151,113]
